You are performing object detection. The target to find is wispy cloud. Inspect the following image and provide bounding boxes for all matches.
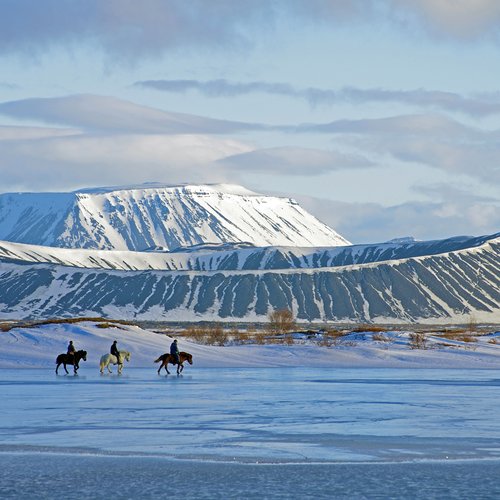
[0,130,251,191]
[0,94,262,134]
[301,114,500,183]
[135,79,500,117]
[219,147,374,175]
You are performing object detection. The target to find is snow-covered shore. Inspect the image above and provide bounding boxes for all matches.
[1,321,499,370]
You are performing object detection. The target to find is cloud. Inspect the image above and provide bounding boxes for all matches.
[300,114,500,183]
[1,1,499,64]
[294,189,500,244]
[0,94,262,134]
[388,0,500,41]
[0,0,276,61]
[219,146,374,175]
[0,129,251,191]
[298,113,480,138]
[136,80,500,117]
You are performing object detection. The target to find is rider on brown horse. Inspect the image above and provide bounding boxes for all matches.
[170,339,180,364]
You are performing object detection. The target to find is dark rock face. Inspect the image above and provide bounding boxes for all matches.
[1,236,498,322]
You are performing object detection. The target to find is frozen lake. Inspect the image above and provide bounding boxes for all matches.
[1,367,500,498]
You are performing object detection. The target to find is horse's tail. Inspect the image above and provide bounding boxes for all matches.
[154,354,166,363]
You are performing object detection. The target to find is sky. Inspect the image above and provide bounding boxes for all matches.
[0,0,499,244]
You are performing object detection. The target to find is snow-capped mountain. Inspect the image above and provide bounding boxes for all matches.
[0,183,349,250]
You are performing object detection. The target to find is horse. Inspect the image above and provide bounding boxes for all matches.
[56,350,87,375]
[154,351,193,375]
[99,350,131,374]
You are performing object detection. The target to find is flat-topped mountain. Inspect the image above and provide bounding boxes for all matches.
[0,183,349,250]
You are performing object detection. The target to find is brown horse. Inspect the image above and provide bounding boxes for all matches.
[154,351,193,374]
[56,350,87,374]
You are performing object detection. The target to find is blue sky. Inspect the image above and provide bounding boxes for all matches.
[0,0,499,243]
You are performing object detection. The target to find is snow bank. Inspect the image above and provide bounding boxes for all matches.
[1,322,499,370]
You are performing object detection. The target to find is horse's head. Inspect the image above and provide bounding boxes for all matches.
[186,353,193,365]
[125,351,131,362]
[79,350,87,361]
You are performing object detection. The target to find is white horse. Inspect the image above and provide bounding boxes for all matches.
[99,350,131,374]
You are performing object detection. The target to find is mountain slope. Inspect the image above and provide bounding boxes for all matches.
[0,184,349,250]
[0,233,495,271]
[0,235,498,323]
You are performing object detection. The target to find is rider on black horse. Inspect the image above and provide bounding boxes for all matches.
[170,339,180,364]
[111,340,122,366]
[67,340,76,361]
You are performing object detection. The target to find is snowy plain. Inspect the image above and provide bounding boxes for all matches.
[1,321,499,369]
[1,322,500,499]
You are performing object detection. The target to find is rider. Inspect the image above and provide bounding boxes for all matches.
[170,339,180,364]
[67,340,76,359]
[110,340,121,366]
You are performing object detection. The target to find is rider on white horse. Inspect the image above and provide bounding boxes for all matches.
[110,340,121,366]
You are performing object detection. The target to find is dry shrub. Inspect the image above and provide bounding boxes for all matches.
[95,323,124,329]
[317,336,334,347]
[409,332,427,349]
[1,317,133,332]
[351,324,387,333]
[254,332,266,345]
[206,325,228,346]
[267,309,296,334]
[325,330,347,340]
[183,327,206,344]
[372,333,391,342]
[437,332,478,343]
[461,335,478,343]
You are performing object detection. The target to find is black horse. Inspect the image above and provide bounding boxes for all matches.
[55,350,87,374]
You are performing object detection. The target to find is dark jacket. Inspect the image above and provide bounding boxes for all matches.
[111,343,119,357]
[170,342,179,356]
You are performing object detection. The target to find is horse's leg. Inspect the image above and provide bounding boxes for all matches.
[63,363,69,374]
[56,363,60,374]
[107,362,113,373]
[165,362,170,375]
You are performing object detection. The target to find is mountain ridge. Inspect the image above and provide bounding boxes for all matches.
[0,183,349,250]
[0,235,497,322]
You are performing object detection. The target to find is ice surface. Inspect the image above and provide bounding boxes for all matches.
[2,334,500,498]
[1,367,500,464]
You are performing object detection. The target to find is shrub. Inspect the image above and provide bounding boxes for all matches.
[206,325,228,346]
[409,332,427,349]
[372,333,391,342]
[351,324,387,333]
[183,327,206,344]
[267,309,296,335]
